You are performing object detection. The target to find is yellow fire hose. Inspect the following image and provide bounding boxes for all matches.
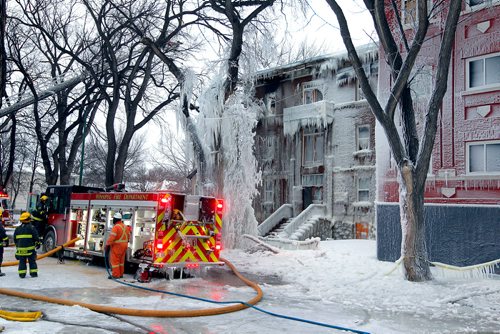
[0,237,263,318]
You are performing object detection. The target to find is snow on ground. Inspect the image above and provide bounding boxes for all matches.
[1,239,499,333]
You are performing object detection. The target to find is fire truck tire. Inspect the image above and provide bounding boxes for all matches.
[43,230,56,253]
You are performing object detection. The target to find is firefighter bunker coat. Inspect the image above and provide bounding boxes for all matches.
[14,222,40,278]
[106,219,130,278]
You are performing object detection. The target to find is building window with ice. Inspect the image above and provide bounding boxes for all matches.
[466,140,500,174]
[357,176,371,202]
[303,129,324,166]
[357,125,370,151]
[302,174,324,203]
[264,180,274,203]
[467,52,500,91]
[302,81,324,104]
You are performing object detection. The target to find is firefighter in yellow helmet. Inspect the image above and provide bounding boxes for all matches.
[14,212,40,278]
[105,212,130,279]
[31,194,49,237]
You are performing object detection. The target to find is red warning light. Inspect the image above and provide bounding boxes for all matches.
[216,199,224,211]
[160,195,171,204]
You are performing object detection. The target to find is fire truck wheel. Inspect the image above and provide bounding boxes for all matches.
[43,230,56,253]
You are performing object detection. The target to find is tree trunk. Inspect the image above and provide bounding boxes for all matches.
[399,162,432,281]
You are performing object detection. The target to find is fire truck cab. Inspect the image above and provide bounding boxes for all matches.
[39,185,224,274]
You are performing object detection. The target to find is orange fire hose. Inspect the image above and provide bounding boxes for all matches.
[1,237,80,267]
[0,237,263,317]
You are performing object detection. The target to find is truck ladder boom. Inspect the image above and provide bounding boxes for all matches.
[0,73,86,118]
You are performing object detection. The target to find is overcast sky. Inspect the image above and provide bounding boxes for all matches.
[290,1,376,53]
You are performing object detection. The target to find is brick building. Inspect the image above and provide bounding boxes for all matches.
[376,0,500,267]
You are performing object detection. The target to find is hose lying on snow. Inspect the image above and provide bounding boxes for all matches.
[1,237,80,267]
[1,238,369,334]
[0,258,263,317]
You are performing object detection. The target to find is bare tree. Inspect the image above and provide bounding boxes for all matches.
[7,0,103,186]
[79,0,184,186]
[326,0,461,281]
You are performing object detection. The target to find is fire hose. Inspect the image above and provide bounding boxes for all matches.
[1,237,369,334]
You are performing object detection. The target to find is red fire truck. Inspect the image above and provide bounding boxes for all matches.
[38,185,224,275]
[0,189,12,226]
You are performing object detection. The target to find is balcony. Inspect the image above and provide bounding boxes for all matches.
[283,100,334,136]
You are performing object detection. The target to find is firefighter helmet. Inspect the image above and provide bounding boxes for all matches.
[40,195,49,201]
[112,212,122,224]
[19,212,32,222]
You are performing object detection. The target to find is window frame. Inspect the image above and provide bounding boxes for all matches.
[402,0,434,27]
[356,125,371,151]
[464,0,500,12]
[466,52,500,92]
[302,80,324,104]
[302,129,325,167]
[357,176,371,202]
[466,140,500,175]
[264,180,274,203]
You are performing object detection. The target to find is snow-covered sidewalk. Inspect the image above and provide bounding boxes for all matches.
[0,240,499,333]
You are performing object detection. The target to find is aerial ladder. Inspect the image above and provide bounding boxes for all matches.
[0,72,87,118]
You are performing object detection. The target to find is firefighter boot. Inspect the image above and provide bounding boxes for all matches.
[0,271,5,277]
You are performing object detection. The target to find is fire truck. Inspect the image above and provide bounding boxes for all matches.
[37,185,224,275]
[0,189,12,226]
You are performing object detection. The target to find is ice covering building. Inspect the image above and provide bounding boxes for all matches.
[253,44,379,242]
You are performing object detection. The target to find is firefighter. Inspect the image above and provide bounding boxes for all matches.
[0,220,8,277]
[14,212,40,278]
[105,212,130,279]
[31,194,49,237]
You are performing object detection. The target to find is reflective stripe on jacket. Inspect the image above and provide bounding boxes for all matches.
[106,222,130,245]
[14,223,39,256]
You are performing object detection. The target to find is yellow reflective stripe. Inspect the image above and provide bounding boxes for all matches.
[15,234,33,239]
[18,270,27,273]
[109,232,117,236]
[2,237,8,240]
[117,225,128,242]
[32,216,43,221]
[17,246,36,251]
[30,269,38,273]
[114,240,128,243]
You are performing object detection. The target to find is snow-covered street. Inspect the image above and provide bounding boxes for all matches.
[1,240,499,334]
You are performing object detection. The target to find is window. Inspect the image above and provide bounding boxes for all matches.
[302,174,324,202]
[467,53,500,90]
[466,0,500,10]
[357,125,370,150]
[265,92,276,114]
[402,0,433,26]
[467,141,500,174]
[402,0,417,26]
[357,177,371,202]
[355,80,365,101]
[264,180,274,203]
[303,130,324,166]
[303,81,324,104]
